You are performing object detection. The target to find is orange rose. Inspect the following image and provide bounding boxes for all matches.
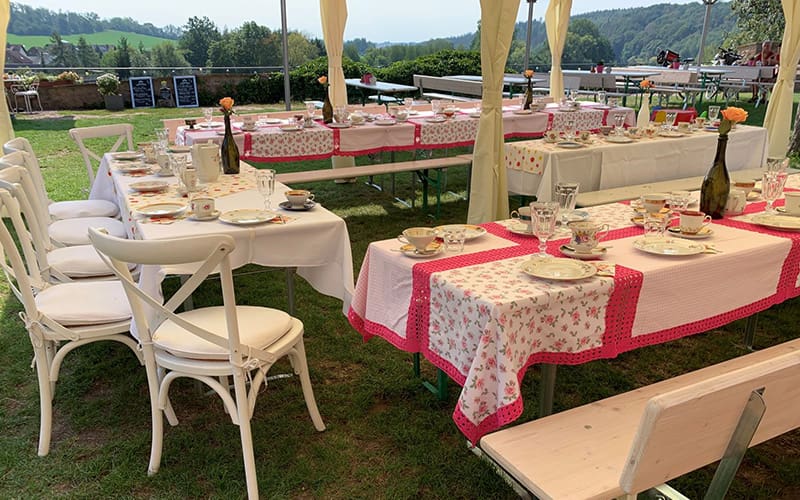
[721,106,748,123]
[219,97,234,112]
[640,79,652,89]
[523,69,534,78]
[318,76,328,85]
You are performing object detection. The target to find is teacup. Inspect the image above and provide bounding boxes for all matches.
[242,116,256,129]
[579,130,591,142]
[395,110,409,122]
[784,192,800,216]
[725,189,747,215]
[567,221,609,253]
[397,227,437,252]
[679,210,712,234]
[190,196,215,218]
[644,126,657,138]
[642,193,669,213]
[510,206,532,233]
[626,126,639,137]
[677,122,690,133]
[545,130,559,142]
[694,117,707,128]
[599,125,613,136]
[350,113,365,125]
[285,189,315,207]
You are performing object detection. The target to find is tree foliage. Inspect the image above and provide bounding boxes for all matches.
[179,16,221,67]
[729,0,784,45]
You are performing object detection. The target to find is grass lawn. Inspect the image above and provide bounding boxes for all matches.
[1,96,799,499]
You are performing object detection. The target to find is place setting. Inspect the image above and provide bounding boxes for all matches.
[278,189,317,211]
[395,227,444,258]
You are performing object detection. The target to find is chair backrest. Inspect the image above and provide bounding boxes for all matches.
[0,161,52,251]
[3,137,50,209]
[68,124,134,187]
[89,228,274,365]
[620,349,800,494]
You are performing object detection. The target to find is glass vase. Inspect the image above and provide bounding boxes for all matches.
[523,80,533,110]
[700,136,730,219]
[220,114,240,175]
[322,87,333,124]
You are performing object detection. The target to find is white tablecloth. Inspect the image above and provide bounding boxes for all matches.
[505,124,768,201]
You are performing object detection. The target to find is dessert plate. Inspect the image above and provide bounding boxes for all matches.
[559,245,607,260]
[632,237,705,256]
[513,109,533,115]
[279,124,302,132]
[137,202,187,217]
[374,119,397,126]
[425,116,446,123]
[556,141,584,149]
[328,122,351,129]
[434,224,487,240]
[116,163,150,174]
[658,130,684,138]
[219,209,277,225]
[750,213,800,231]
[199,122,223,128]
[667,226,714,239]
[605,135,633,144]
[263,118,283,124]
[111,151,144,161]
[130,180,169,193]
[188,210,221,221]
[520,258,597,280]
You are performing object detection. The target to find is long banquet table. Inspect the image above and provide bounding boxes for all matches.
[348,175,800,444]
[90,155,355,313]
[505,124,768,202]
[175,102,635,163]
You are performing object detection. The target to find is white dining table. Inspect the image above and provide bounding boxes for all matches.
[504,124,768,201]
[90,155,355,315]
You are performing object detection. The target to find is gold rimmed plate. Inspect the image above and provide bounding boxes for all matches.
[520,258,597,280]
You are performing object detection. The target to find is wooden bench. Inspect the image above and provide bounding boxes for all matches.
[413,75,482,102]
[479,338,800,499]
[276,154,474,218]
[575,167,766,207]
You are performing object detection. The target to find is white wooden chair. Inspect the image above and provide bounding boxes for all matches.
[0,176,131,283]
[0,157,126,247]
[88,228,326,499]
[68,123,134,188]
[0,187,141,456]
[3,137,119,220]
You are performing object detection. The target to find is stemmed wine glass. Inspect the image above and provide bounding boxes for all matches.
[530,201,559,258]
[762,171,786,214]
[664,111,677,130]
[707,105,720,123]
[255,169,276,211]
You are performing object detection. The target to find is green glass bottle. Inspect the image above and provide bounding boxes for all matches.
[221,114,240,175]
[700,135,730,219]
[322,86,333,124]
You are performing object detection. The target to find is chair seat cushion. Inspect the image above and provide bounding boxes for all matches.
[48,244,134,278]
[49,199,119,220]
[49,217,126,246]
[153,306,292,360]
[35,281,131,326]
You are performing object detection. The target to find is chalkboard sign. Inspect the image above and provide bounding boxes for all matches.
[173,75,199,108]
[128,77,155,108]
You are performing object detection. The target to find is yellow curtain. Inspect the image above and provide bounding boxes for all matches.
[467,0,520,223]
[545,0,573,100]
[0,0,14,144]
[763,0,800,157]
[319,0,355,173]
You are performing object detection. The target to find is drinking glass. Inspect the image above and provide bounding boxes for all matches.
[613,113,626,136]
[597,90,607,105]
[569,89,578,101]
[762,171,787,214]
[155,128,169,150]
[203,107,213,126]
[305,101,316,119]
[334,105,349,123]
[430,99,442,116]
[170,154,187,190]
[643,212,670,239]
[403,97,414,111]
[707,105,720,123]
[256,169,276,211]
[664,111,677,129]
[668,190,691,212]
[555,182,580,225]
[608,97,618,108]
[443,227,466,252]
[562,118,576,140]
[530,201,559,258]
[765,156,789,173]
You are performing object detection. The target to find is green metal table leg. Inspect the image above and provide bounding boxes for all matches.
[412,353,448,400]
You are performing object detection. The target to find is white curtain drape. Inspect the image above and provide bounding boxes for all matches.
[763,0,800,158]
[467,0,521,223]
[545,0,573,100]
[320,0,355,173]
[0,0,14,144]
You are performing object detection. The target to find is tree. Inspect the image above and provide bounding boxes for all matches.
[150,42,190,74]
[49,31,78,68]
[76,36,100,67]
[179,16,221,67]
[207,22,282,69]
[287,32,320,67]
[729,0,784,45]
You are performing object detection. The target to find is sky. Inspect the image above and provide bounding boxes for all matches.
[18,0,699,43]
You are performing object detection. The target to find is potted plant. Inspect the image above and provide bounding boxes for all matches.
[96,73,124,111]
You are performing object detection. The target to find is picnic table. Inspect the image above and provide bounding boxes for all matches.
[344,78,417,106]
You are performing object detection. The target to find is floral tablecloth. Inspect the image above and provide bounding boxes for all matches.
[348,180,800,443]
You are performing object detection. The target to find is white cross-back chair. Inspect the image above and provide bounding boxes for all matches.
[68,123,134,188]
[0,175,131,283]
[10,79,42,113]
[0,154,126,247]
[0,187,142,456]
[88,228,326,499]
[3,137,119,220]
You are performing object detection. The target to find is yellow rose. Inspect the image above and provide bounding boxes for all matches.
[523,69,534,78]
[219,97,234,112]
[318,76,328,85]
[721,106,748,123]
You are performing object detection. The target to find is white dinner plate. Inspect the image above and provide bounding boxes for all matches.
[263,118,283,124]
[216,130,243,136]
[434,224,487,241]
[559,245,607,260]
[199,122,223,128]
[506,223,536,236]
[399,241,443,258]
[279,124,302,132]
[219,209,277,225]
[111,151,144,161]
[632,237,706,256]
[168,146,191,154]
[520,258,597,280]
[605,135,634,144]
[327,122,351,129]
[556,141,584,149]
[513,109,533,115]
[658,130,684,138]
[750,213,800,231]
[130,180,169,193]
[137,202,187,217]
[667,226,714,239]
[115,162,150,174]
[374,119,396,126]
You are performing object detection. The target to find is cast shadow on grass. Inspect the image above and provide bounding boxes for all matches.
[11,115,77,133]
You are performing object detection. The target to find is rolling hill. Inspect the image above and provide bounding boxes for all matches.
[6,30,173,50]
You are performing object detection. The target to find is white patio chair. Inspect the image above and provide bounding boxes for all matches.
[0,177,132,283]
[88,228,325,499]
[68,123,134,188]
[0,157,126,247]
[3,137,119,220]
[0,187,141,456]
[10,80,42,113]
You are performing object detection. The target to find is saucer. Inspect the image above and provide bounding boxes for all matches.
[279,124,302,132]
[374,119,396,126]
[425,117,446,123]
[240,126,258,132]
[328,122,351,129]
[130,180,169,193]
[556,141,584,149]
[559,245,607,260]
[216,130,243,136]
[605,135,634,144]
[189,210,221,221]
[507,223,535,236]
[399,241,443,258]
[279,200,316,211]
[667,226,714,239]
[263,118,283,124]
[520,258,597,280]
[513,109,533,115]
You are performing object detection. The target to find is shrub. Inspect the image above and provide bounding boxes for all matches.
[377,49,482,86]
[96,73,121,96]
[55,71,82,84]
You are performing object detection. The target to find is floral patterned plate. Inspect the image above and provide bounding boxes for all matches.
[520,258,597,280]
[130,180,169,193]
[137,202,187,217]
[433,224,487,240]
[632,237,705,256]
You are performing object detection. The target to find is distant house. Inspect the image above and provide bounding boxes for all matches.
[5,43,35,68]
[25,46,48,66]
[94,44,113,55]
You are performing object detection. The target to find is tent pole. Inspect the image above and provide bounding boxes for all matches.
[524,0,536,70]
[280,0,291,111]
[696,0,718,65]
